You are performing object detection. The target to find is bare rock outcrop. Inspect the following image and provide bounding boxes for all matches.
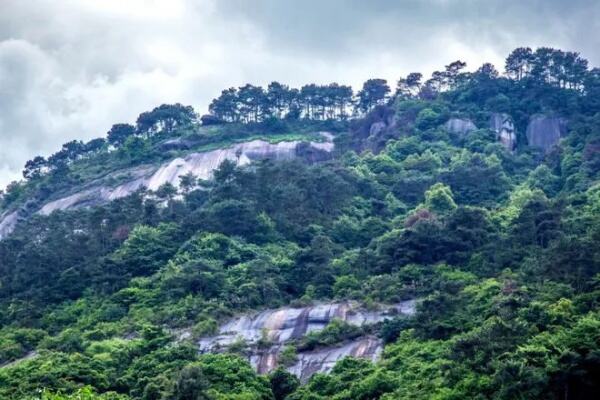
[352,105,400,153]
[197,300,415,381]
[0,211,19,239]
[444,118,477,137]
[526,115,568,153]
[0,135,335,239]
[490,113,516,151]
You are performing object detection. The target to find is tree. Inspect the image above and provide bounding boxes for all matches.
[443,60,467,89]
[237,84,266,123]
[505,47,533,80]
[356,79,390,113]
[423,183,457,215]
[136,104,196,134]
[266,81,291,118]
[171,364,209,400]
[475,63,499,80]
[209,88,239,122]
[584,68,600,112]
[60,140,85,161]
[179,172,197,194]
[107,123,136,147]
[120,135,148,162]
[299,83,319,118]
[442,152,510,206]
[155,182,178,201]
[269,368,299,400]
[84,138,106,154]
[396,72,422,98]
[22,156,47,180]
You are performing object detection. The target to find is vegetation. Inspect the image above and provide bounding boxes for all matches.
[0,46,599,399]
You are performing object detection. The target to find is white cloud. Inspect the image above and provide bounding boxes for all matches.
[0,0,598,189]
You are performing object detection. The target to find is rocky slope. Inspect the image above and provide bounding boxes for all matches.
[0,133,334,239]
[195,300,416,382]
[443,113,565,152]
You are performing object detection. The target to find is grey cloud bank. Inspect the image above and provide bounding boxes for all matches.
[0,0,598,189]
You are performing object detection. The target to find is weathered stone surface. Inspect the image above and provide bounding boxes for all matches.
[252,337,383,383]
[354,105,400,153]
[38,134,334,215]
[526,115,568,153]
[0,211,19,239]
[490,113,516,151]
[0,135,334,239]
[197,300,415,381]
[444,118,477,137]
[158,138,195,151]
[369,121,387,137]
[38,166,154,215]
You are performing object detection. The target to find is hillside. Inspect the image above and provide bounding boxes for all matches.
[0,47,599,399]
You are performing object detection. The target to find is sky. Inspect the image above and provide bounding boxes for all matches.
[1,0,599,189]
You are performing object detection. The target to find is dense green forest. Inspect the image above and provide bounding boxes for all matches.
[0,46,599,399]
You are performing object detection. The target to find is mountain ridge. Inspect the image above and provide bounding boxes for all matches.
[0,46,599,399]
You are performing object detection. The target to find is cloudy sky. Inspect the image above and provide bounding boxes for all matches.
[1,0,599,189]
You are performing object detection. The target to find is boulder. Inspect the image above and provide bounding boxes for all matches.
[490,113,516,151]
[526,115,568,153]
[158,138,194,151]
[444,118,477,137]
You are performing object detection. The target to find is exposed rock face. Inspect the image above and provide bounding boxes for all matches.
[354,105,400,153]
[0,211,19,239]
[197,300,415,382]
[444,118,477,137]
[526,115,568,153]
[146,138,332,192]
[0,135,334,239]
[38,166,154,215]
[369,121,387,137]
[37,136,333,215]
[286,337,382,382]
[158,138,194,151]
[490,113,516,151]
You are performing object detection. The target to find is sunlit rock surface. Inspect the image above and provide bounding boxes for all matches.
[251,337,383,382]
[37,135,334,215]
[490,113,517,151]
[197,300,415,381]
[444,118,477,137]
[526,115,568,153]
[286,337,382,382]
[0,135,334,239]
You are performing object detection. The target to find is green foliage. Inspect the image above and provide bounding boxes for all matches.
[278,346,298,367]
[423,182,457,215]
[1,45,600,400]
[298,320,364,351]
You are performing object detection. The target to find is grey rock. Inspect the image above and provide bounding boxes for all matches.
[490,113,516,151]
[0,134,336,239]
[285,337,382,383]
[526,115,568,153]
[0,211,19,239]
[158,138,194,151]
[369,121,387,137]
[197,300,415,381]
[444,118,477,137]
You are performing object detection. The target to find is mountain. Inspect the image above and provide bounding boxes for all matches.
[0,47,599,400]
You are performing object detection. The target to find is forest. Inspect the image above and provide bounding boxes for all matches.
[0,46,599,399]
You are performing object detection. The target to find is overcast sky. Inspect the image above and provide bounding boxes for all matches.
[1,0,599,189]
